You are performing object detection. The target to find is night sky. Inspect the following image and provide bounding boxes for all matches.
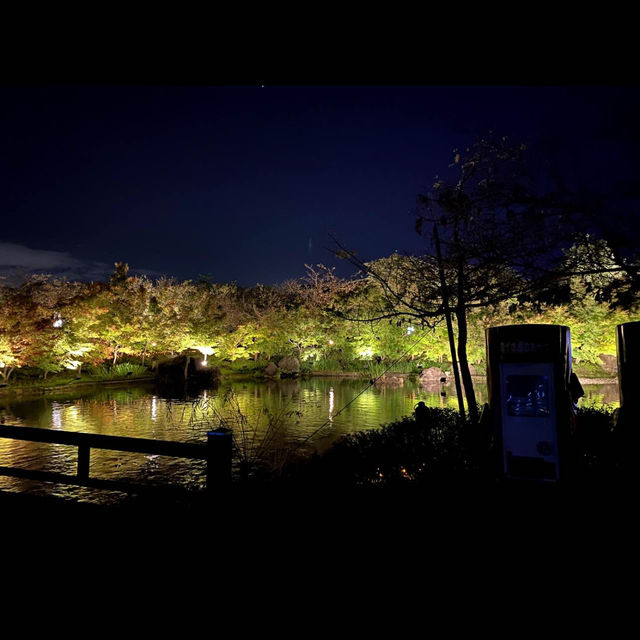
[2,85,639,286]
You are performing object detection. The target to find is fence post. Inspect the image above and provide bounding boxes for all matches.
[206,428,233,491]
[78,445,90,479]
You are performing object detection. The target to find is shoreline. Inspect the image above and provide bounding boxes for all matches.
[0,375,157,398]
[0,370,618,399]
[306,372,618,385]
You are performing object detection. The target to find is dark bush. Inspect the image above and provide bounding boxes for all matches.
[284,408,487,488]
[283,406,627,489]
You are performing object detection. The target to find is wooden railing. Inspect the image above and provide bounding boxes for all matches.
[0,424,232,495]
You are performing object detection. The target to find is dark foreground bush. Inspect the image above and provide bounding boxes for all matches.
[281,407,489,489]
[573,406,615,469]
[571,405,635,482]
[281,406,629,490]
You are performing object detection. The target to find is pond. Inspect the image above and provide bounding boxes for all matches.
[0,376,619,504]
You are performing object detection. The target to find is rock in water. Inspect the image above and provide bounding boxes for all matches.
[277,356,300,376]
[419,367,446,385]
[264,362,279,377]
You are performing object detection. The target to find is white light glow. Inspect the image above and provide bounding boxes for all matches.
[195,346,215,356]
[329,387,334,423]
[407,325,415,335]
[52,402,62,429]
[53,313,63,328]
[151,395,157,422]
[195,345,214,366]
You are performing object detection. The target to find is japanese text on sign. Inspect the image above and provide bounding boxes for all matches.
[500,341,549,355]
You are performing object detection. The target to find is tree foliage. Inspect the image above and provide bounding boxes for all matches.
[1,235,639,384]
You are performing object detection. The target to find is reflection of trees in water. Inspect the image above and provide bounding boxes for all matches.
[1,378,621,449]
[579,384,619,408]
[0,376,623,499]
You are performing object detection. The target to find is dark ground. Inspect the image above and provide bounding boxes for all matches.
[2,474,634,531]
[3,479,637,601]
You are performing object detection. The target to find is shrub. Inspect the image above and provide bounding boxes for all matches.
[284,408,475,487]
[89,363,150,380]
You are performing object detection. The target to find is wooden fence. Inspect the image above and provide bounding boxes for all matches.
[0,424,232,495]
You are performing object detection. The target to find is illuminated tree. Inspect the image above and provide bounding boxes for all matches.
[1,233,637,386]
[88,263,156,365]
[0,334,20,381]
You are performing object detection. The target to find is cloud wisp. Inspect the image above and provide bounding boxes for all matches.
[0,242,161,285]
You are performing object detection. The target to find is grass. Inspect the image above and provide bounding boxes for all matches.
[211,390,301,479]
[310,357,422,375]
[0,372,84,389]
[365,360,422,378]
[307,357,362,373]
[0,362,152,391]
[87,363,150,380]
[214,356,449,378]
[217,359,272,376]
[163,390,300,480]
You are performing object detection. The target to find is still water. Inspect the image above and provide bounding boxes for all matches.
[0,376,618,504]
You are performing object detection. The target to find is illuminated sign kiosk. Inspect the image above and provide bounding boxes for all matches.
[486,325,574,482]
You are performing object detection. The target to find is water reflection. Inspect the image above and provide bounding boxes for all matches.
[51,402,62,430]
[328,387,334,423]
[0,377,619,503]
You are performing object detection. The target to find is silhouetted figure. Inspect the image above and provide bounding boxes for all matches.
[414,401,429,426]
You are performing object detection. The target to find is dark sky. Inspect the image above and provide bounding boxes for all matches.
[2,85,639,286]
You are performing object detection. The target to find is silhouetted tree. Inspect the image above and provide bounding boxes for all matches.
[335,134,601,423]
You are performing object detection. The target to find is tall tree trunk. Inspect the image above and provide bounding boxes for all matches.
[433,223,465,419]
[455,253,479,425]
[455,305,479,425]
[444,311,465,419]
[112,346,119,367]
